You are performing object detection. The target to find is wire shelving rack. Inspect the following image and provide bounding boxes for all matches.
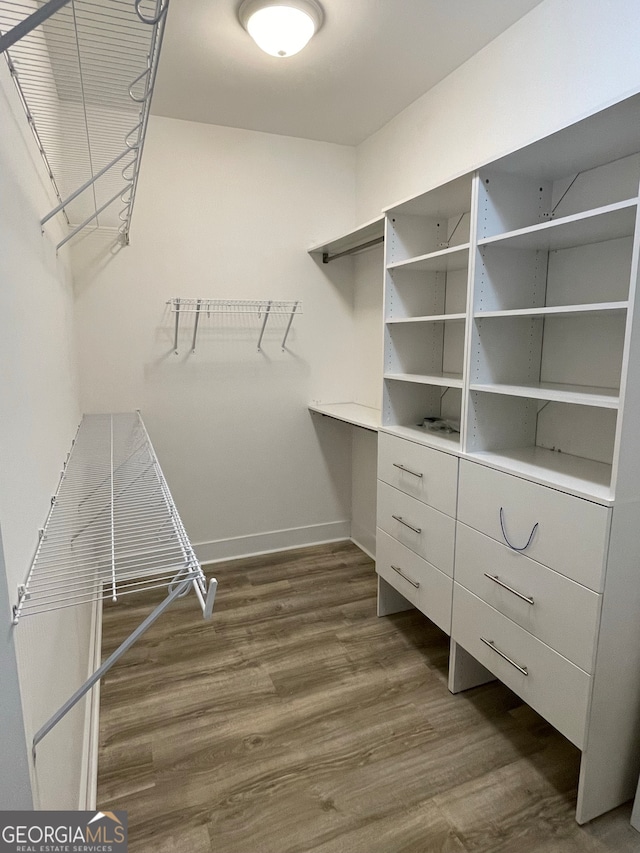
[0,0,168,249]
[167,298,303,353]
[12,411,217,754]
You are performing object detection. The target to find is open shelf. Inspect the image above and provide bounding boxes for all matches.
[466,446,613,505]
[387,244,470,272]
[469,380,620,409]
[385,372,464,388]
[470,312,625,400]
[383,378,462,450]
[465,390,617,498]
[382,424,462,452]
[479,198,637,251]
[475,301,628,319]
[385,176,473,266]
[308,402,380,431]
[387,313,466,324]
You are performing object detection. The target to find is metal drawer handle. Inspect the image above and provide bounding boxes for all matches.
[484,573,534,605]
[391,514,422,534]
[480,637,528,676]
[499,506,538,552]
[391,565,420,588]
[393,463,423,479]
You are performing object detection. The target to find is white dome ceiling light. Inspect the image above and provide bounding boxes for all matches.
[238,0,324,58]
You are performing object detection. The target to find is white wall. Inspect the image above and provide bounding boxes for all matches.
[356,0,640,220]
[0,63,87,808]
[73,117,358,561]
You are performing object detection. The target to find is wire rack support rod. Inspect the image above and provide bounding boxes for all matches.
[0,0,70,53]
[32,574,200,758]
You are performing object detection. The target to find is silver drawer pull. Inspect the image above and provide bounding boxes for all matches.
[499,506,538,552]
[480,637,528,676]
[391,565,420,588]
[393,462,423,479]
[484,573,534,605]
[391,514,422,534]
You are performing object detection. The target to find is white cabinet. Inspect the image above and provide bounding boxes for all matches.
[457,461,610,590]
[377,431,458,516]
[375,94,640,825]
[375,432,458,634]
[454,523,601,674]
[451,584,592,750]
[377,529,452,634]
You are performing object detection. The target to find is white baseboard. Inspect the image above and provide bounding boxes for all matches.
[79,598,102,811]
[350,524,376,561]
[195,520,351,565]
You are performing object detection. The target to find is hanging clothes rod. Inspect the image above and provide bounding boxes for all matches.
[322,235,384,263]
[12,411,217,756]
[167,298,303,353]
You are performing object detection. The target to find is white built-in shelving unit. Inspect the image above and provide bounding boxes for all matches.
[382,175,473,452]
[371,92,640,826]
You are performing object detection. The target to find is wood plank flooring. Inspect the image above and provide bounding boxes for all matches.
[97,541,640,852]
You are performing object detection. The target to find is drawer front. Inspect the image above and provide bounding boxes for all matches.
[377,480,455,576]
[377,529,453,634]
[458,460,610,591]
[455,523,601,673]
[452,585,591,749]
[378,431,458,517]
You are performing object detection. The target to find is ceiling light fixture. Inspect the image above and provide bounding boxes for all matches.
[238,0,324,58]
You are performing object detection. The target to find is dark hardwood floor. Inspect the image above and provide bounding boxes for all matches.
[97,541,640,852]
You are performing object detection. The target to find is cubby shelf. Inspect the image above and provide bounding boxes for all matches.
[475,302,628,319]
[387,313,466,324]
[381,423,461,451]
[469,381,620,408]
[385,371,464,388]
[387,244,470,272]
[478,198,637,251]
[467,447,613,505]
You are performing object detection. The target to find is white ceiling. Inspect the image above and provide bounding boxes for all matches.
[151,0,546,146]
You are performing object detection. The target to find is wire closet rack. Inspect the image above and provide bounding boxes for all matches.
[167,298,303,353]
[13,411,217,754]
[0,0,168,249]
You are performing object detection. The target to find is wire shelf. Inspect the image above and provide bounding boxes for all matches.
[167,298,303,352]
[0,0,167,248]
[166,298,303,315]
[13,411,210,622]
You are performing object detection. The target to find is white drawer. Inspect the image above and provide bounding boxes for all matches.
[457,460,610,591]
[377,529,453,634]
[378,431,458,517]
[455,523,601,673]
[452,585,591,749]
[377,480,455,576]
